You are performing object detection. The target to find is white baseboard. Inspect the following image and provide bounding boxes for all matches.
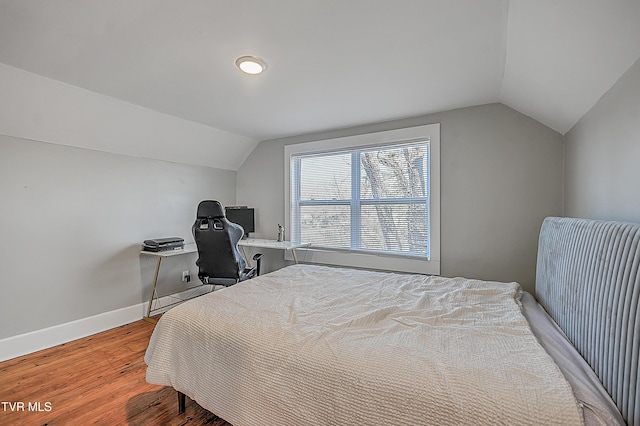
[0,303,145,362]
[0,285,216,362]
[0,286,215,363]
[146,285,212,317]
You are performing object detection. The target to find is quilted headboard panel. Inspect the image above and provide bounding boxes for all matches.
[536,216,640,426]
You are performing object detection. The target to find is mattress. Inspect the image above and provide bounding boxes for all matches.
[145,264,587,425]
[521,292,624,425]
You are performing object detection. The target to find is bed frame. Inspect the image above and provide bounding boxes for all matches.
[174,216,639,424]
[536,216,640,425]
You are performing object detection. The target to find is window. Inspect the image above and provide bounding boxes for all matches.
[291,141,430,257]
[285,124,440,275]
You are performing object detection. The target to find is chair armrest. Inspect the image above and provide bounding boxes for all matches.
[252,253,264,276]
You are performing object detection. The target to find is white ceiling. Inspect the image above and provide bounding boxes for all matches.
[1,0,639,141]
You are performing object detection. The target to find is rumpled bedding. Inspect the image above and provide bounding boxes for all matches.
[145,264,583,425]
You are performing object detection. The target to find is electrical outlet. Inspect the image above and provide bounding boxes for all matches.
[182,271,190,283]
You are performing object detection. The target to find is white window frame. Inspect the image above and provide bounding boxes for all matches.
[284,123,440,275]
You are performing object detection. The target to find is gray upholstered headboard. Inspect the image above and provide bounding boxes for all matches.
[536,216,640,426]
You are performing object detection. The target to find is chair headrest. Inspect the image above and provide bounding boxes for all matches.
[196,200,225,219]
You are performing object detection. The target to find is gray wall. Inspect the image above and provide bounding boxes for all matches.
[0,134,236,339]
[237,103,564,293]
[564,57,640,223]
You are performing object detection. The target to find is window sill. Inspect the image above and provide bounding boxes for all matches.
[285,246,440,275]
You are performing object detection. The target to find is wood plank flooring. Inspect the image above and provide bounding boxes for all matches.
[0,319,231,426]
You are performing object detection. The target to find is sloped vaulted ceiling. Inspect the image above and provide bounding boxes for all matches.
[0,0,639,144]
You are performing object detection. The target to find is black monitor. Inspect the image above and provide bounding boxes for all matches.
[225,206,255,238]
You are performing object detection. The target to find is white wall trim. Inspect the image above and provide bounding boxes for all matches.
[0,287,216,362]
[286,248,441,275]
[146,285,213,317]
[0,304,144,362]
[284,123,441,275]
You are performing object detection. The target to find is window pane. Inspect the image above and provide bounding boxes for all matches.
[299,205,350,248]
[299,153,351,200]
[291,140,430,258]
[361,144,427,199]
[360,203,428,256]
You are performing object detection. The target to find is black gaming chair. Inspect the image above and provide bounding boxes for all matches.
[192,200,262,286]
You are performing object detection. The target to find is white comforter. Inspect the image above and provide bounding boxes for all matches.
[145,264,583,425]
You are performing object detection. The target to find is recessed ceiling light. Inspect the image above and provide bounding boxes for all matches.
[235,56,268,75]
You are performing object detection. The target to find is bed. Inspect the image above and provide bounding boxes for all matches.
[145,216,639,425]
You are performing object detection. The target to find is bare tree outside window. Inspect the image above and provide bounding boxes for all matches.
[360,144,428,255]
[291,141,430,258]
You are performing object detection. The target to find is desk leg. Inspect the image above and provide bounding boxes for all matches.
[240,246,252,268]
[145,257,163,322]
[291,249,299,264]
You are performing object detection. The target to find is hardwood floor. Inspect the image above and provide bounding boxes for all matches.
[0,319,231,425]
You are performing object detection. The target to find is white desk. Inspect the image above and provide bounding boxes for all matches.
[238,238,311,264]
[140,239,310,322]
[140,244,198,322]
